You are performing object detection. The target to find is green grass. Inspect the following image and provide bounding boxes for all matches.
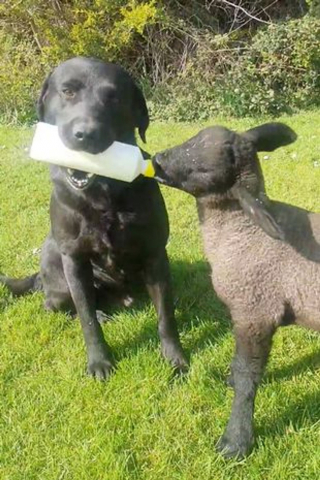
[1,111,320,479]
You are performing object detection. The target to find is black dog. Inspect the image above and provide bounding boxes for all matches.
[1,57,187,379]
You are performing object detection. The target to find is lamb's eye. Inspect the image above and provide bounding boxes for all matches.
[62,88,75,99]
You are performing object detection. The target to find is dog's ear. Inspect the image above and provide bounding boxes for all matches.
[233,185,285,241]
[37,73,52,121]
[242,122,297,152]
[132,82,149,143]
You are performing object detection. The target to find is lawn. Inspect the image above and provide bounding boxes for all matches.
[0,111,320,480]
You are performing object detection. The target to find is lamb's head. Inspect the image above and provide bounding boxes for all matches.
[153,122,297,240]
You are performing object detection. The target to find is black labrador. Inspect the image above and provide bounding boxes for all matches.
[1,57,188,379]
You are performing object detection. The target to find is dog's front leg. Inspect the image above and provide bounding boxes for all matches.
[62,254,113,380]
[144,250,188,373]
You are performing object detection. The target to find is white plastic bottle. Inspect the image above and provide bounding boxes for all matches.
[29,122,155,182]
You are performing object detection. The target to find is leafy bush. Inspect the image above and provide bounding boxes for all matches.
[0,1,319,123]
[0,0,159,124]
[309,0,320,17]
[222,15,320,116]
[0,33,43,124]
[149,15,320,121]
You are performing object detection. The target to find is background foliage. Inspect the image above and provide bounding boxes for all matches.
[0,0,319,123]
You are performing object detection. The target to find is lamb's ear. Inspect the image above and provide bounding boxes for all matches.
[242,122,297,152]
[37,73,52,121]
[132,82,149,143]
[233,185,285,240]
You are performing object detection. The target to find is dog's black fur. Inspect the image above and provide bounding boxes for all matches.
[1,57,187,379]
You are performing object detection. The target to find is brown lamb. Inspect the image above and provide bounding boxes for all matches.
[152,122,320,458]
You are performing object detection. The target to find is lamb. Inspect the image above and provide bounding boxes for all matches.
[152,122,320,458]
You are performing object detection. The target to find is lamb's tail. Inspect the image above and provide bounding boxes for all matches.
[0,272,42,296]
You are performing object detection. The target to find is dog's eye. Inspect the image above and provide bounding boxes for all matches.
[106,91,119,104]
[62,88,75,99]
[109,96,119,105]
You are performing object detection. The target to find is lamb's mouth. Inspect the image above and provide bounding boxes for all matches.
[152,158,171,186]
[153,168,175,187]
[65,168,96,190]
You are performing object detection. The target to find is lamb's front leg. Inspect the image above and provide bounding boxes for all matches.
[217,321,275,459]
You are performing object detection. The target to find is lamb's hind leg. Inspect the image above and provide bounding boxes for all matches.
[217,319,275,459]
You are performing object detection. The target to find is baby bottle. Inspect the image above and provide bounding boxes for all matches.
[29,122,155,182]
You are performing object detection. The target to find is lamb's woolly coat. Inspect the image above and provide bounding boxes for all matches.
[198,197,320,332]
[153,122,318,458]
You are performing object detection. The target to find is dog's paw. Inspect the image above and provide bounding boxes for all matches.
[162,342,189,374]
[216,431,253,460]
[87,357,114,380]
[122,295,134,307]
[96,310,112,323]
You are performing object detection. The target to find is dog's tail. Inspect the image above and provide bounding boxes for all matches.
[0,272,42,296]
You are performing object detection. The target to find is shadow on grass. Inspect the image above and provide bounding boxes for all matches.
[2,258,320,439]
[3,258,319,387]
[249,348,320,443]
[256,388,320,441]
[0,259,232,363]
[105,259,232,362]
[265,349,320,384]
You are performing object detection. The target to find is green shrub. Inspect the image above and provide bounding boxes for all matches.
[0,0,159,124]
[223,16,320,116]
[0,33,44,124]
[0,2,319,123]
[309,0,320,17]
[149,15,320,121]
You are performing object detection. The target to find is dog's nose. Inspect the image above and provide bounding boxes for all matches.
[73,124,95,143]
[74,130,85,141]
[61,121,109,154]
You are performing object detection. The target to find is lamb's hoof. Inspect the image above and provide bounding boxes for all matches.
[216,433,253,460]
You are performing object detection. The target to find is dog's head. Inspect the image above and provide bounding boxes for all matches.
[38,56,149,189]
[153,123,297,240]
